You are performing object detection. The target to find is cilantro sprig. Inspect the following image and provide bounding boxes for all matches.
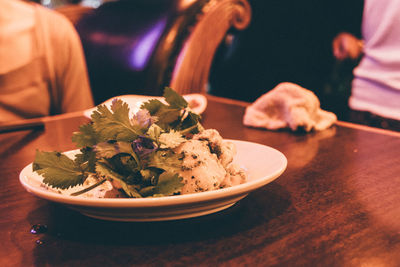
[141,87,202,132]
[33,88,203,198]
[33,151,89,189]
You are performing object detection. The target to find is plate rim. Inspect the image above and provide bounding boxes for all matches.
[83,93,208,119]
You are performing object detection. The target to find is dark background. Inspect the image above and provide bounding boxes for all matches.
[208,0,364,108]
[58,0,364,118]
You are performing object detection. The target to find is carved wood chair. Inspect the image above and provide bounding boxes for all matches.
[65,0,251,104]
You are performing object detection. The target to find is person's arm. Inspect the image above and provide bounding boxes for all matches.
[330,0,364,61]
[50,10,94,113]
[332,32,364,61]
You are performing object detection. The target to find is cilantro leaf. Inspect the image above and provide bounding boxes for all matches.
[147,124,162,142]
[141,88,202,133]
[33,150,87,189]
[147,149,183,172]
[96,161,142,198]
[94,141,141,173]
[163,87,188,109]
[153,171,183,196]
[94,141,135,159]
[159,131,185,148]
[180,112,201,132]
[154,109,182,130]
[141,99,181,130]
[140,168,160,185]
[74,147,97,173]
[71,123,101,148]
[32,88,203,197]
[103,154,141,178]
[139,172,183,197]
[91,100,145,142]
[140,99,165,116]
[138,185,156,197]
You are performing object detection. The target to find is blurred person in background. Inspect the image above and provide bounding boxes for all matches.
[332,0,400,130]
[54,0,95,25]
[0,0,94,123]
[208,0,363,106]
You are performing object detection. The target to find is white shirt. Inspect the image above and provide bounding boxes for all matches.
[350,0,400,119]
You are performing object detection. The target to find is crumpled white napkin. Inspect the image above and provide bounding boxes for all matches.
[243,82,337,132]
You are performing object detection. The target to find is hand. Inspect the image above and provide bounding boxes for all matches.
[332,32,363,60]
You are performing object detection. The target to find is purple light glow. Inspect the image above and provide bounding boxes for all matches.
[130,18,167,71]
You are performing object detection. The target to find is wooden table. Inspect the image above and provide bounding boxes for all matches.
[2,96,400,266]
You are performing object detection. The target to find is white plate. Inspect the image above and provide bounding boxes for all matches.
[83,94,208,119]
[19,140,287,222]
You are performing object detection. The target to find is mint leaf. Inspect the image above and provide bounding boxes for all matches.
[91,100,145,142]
[163,87,188,109]
[33,150,87,189]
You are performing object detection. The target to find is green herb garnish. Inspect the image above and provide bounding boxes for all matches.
[33,87,202,197]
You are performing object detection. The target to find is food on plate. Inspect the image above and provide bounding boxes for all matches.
[243,82,337,132]
[33,87,246,198]
[176,129,246,194]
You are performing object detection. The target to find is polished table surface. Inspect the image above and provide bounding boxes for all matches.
[1,96,400,266]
